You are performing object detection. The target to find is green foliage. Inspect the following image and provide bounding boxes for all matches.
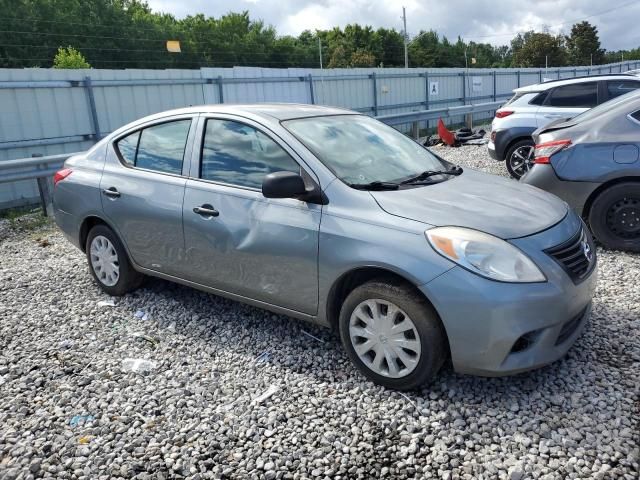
[511,31,567,67]
[0,2,633,69]
[53,46,91,69]
[566,22,605,65]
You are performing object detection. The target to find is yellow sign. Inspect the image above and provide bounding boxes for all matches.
[166,40,181,53]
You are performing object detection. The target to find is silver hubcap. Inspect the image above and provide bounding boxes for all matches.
[509,145,534,178]
[90,235,120,287]
[349,299,421,378]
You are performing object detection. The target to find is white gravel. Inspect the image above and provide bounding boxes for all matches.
[1,146,639,480]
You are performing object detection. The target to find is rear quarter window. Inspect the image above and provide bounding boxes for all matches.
[529,91,549,105]
[607,80,640,100]
[504,93,525,105]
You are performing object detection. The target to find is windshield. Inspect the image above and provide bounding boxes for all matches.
[283,115,446,185]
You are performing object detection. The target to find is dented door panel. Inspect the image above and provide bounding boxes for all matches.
[182,180,321,314]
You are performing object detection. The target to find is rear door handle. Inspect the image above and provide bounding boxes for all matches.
[102,187,120,198]
[193,204,219,217]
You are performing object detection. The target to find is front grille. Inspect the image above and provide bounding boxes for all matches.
[545,227,596,283]
[555,308,587,345]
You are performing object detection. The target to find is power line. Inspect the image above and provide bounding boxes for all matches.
[462,0,640,40]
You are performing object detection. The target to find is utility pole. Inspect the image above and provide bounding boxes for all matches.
[402,6,408,68]
[590,53,593,66]
[545,55,548,73]
[318,38,323,69]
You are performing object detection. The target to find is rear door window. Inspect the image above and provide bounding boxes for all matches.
[547,83,597,108]
[116,119,192,175]
[606,80,640,100]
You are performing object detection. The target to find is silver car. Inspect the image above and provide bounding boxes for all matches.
[53,104,597,390]
[522,89,640,252]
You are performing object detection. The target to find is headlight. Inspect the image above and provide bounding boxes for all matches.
[425,227,545,283]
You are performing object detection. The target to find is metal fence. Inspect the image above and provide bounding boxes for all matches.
[1,60,639,209]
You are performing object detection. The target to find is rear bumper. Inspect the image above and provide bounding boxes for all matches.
[487,140,499,160]
[490,127,536,162]
[521,164,600,217]
[54,207,82,250]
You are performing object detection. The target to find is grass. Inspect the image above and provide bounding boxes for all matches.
[0,206,53,232]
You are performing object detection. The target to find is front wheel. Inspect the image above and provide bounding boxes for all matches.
[588,182,640,252]
[505,139,535,180]
[338,280,447,390]
[86,224,144,296]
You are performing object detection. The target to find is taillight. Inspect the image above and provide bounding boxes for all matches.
[53,168,73,186]
[534,140,571,164]
[495,110,514,118]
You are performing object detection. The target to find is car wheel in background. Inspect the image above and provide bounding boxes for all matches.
[505,139,535,180]
[338,279,447,390]
[589,182,640,252]
[86,224,144,295]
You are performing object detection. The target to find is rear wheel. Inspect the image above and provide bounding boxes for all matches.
[86,224,144,296]
[588,182,640,252]
[338,280,447,390]
[505,139,535,180]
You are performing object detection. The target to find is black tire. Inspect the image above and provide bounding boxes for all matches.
[505,139,535,180]
[338,279,447,391]
[588,182,640,252]
[85,224,144,296]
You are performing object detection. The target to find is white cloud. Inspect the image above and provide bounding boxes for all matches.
[145,0,640,50]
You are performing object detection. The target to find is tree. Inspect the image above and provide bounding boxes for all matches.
[511,31,567,67]
[53,46,91,68]
[566,21,604,65]
[350,49,376,67]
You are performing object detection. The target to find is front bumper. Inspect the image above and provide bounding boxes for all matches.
[421,213,597,376]
[521,164,600,217]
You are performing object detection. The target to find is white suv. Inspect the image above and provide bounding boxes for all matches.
[488,74,640,178]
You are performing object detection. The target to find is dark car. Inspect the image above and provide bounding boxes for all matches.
[522,89,640,252]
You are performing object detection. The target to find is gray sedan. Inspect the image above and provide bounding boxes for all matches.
[53,104,597,390]
[523,89,640,252]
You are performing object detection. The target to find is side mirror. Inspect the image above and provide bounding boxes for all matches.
[262,171,307,199]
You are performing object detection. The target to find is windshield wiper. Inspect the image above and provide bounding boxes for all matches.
[400,166,463,185]
[348,181,399,191]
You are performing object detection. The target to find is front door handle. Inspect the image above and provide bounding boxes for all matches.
[193,204,219,217]
[102,187,121,198]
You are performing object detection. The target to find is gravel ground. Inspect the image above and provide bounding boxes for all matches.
[1,144,639,480]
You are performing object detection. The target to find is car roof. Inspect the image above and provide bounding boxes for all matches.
[514,74,640,94]
[136,103,357,123]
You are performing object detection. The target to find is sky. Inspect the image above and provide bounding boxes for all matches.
[145,0,640,51]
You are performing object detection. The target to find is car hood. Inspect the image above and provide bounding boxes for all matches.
[370,169,568,239]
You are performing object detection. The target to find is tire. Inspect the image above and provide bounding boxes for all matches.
[338,279,447,390]
[588,182,640,252]
[85,224,144,296]
[505,139,535,180]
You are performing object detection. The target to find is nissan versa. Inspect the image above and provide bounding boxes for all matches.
[53,104,597,390]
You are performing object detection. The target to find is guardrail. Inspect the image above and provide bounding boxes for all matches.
[0,152,79,215]
[0,100,503,213]
[377,100,502,138]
